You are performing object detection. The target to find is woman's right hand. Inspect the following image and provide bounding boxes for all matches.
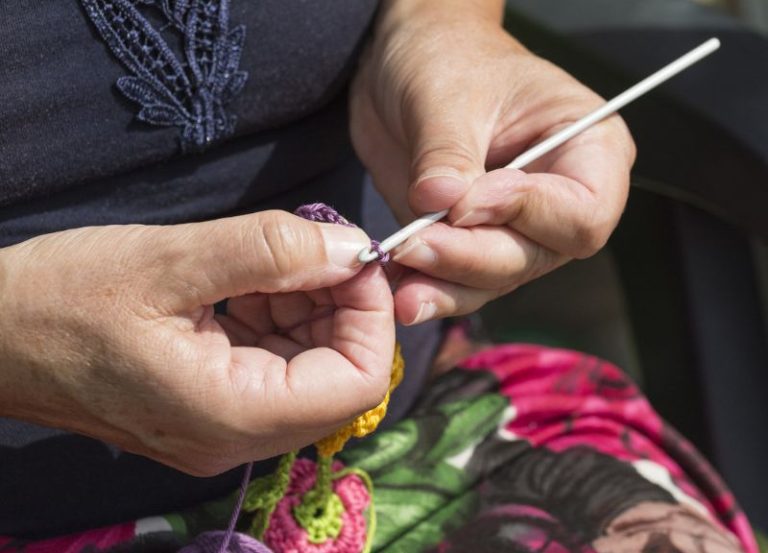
[0,211,394,476]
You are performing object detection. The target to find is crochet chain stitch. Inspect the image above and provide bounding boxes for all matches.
[294,203,391,264]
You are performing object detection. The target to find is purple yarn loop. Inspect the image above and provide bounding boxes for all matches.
[180,463,262,553]
[294,203,391,264]
[368,240,390,264]
[294,203,353,227]
[178,530,273,553]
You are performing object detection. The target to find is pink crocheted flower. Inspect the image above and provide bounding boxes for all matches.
[263,458,370,553]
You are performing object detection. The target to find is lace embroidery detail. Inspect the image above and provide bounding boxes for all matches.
[80,0,248,152]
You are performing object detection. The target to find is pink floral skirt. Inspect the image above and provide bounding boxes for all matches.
[1,344,758,553]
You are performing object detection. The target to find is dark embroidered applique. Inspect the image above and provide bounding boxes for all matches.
[80,0,248,152]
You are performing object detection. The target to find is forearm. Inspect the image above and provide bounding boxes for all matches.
[0,246,13,417]
[0,241,74,423]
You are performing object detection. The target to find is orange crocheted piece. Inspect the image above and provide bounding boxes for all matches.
[315,343,404,457]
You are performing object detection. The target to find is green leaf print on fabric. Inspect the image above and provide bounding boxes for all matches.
[425,396,510,462]
[339,393,509,551]
[176,492,235,539]
[340,420,420,473]
[379,488,479,553]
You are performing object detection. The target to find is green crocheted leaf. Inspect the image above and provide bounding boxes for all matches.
[243,476,278,511]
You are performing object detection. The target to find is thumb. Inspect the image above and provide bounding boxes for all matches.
[150,210,370,308]
[407,113,489,214]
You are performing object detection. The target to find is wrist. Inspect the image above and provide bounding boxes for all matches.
[0,239,98,428]
[0,242,66,423]
[0,244,25,418]
[380,0,503,26]
[376,0,504,39]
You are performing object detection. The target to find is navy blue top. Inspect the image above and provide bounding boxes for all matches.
[0,0,440,537]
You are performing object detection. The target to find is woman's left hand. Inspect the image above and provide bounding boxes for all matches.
[351,0,635,325]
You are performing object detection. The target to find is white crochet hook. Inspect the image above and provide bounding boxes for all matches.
[358,37,721,264]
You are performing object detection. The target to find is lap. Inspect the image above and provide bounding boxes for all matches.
[2,344,755,553]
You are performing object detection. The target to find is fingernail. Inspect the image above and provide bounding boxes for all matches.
[321,224,369,268]
[409,301,438,325]
[392,239,437,267]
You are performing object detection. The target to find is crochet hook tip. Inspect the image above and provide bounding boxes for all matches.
[358,248,380,264]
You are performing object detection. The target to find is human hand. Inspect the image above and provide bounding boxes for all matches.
[351,0,635,325]
[0,212,393,476]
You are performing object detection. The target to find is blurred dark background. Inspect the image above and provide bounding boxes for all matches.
[483,0,768,531]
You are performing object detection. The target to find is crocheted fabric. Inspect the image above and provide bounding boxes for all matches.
[80,0,248,152]
[240,345,404,553]
[294,203,390,264]
[262,458,370,553]
[315,344,404,457]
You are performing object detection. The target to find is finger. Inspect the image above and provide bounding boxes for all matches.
[350,86,416,225]
[392,222,568,290]
[405,94,491,214]
[270,290,335,348]
[216,347,343,440]
[225,291,333,344]
[451,127,632,259]
[225,293,275,338]
[256,335,307,361]
[382,259,411,290]
[393,273,507,326]
[266,292,316,330]
[214,314,256,347]
[230,266,395,430]
[150,211,371,310]
[327,264,395,382]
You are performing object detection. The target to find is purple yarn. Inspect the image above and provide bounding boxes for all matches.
[180,462,259,553]
[178,531,273,553]
[294,203,390,264]
[368,240,391,264]
[294,203,353,227]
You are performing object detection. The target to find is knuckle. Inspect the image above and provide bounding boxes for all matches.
[411,138,480,179]
[451,290,492,318]
[461,253,490,284]
[574,210,617,258]
[358,377,390,415]
[519,242,546,284]
[352,354,392,414]
[625,132,638,166]
[252,211,315,290]
[613,117,638,166]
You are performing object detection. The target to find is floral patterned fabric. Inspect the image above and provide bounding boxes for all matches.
[0,344,757,553]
